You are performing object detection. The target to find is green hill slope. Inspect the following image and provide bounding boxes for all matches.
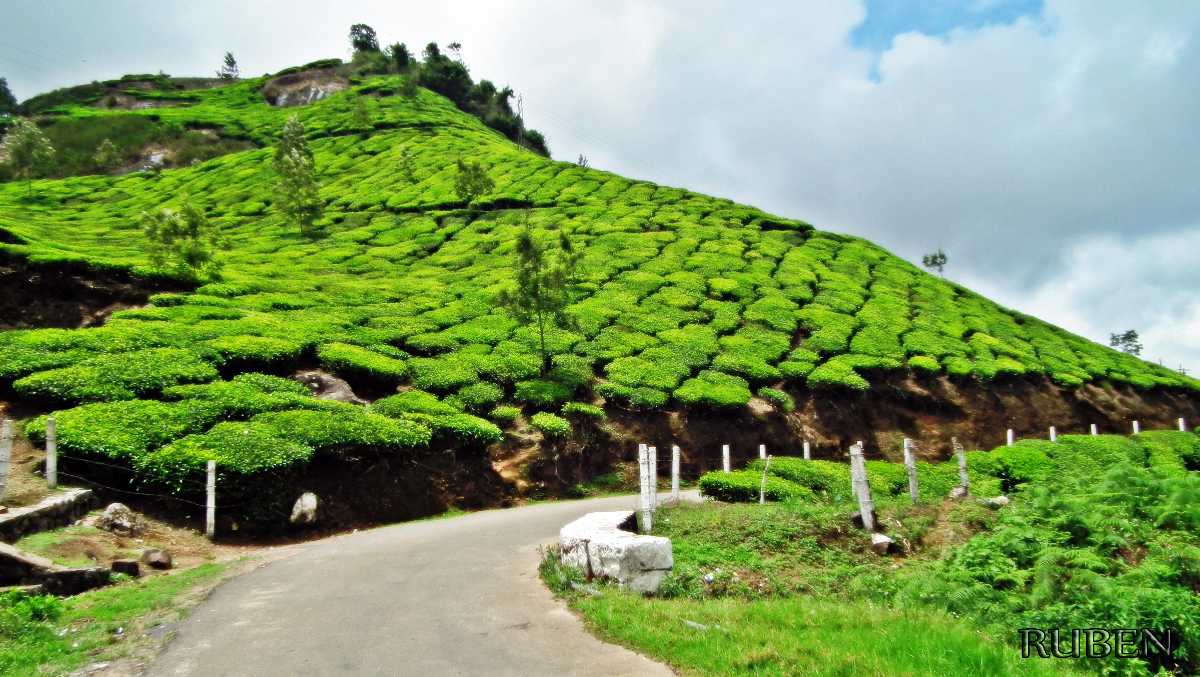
[0,69,1196,525]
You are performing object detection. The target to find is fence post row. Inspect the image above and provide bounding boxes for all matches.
[902,438,919,504]
[1090,423,1098,436]
[848,442,875,531]
[722,444,731,472]
[1132,420,1140,435]
[670,445,680,503]
[803,439,811,461]
[1049,425,1057,442]
[1006,428,1014,447]
[1181,417,1188,432]
[45,417,58,490]
[953,437,969,496]
[0,419,11,504]
[205,460,217,539]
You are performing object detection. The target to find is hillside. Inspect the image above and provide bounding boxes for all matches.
[1,65,1197,528]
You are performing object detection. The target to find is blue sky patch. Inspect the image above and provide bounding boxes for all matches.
[850,0,1044,53]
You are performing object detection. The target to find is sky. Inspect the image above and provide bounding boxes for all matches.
[2,0,1198,373]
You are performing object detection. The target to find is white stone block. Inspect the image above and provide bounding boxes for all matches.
[560,511,673,594]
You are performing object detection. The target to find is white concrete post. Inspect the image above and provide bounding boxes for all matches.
[670,445,680,503]
[205,460,217,539]
[637,444,652,533]
[848,443,874,532]
[0,419,11,503]
[1049,426,1056,442]
[1006,428,1014,447]
[759,444,767,460]
[45,417,57,490]
[802,439,811,460]
[1090,423,1098,436]
[1132,420,1140,435]
[1180,417,1188,432]
[722,444,730,472]
[902,438,919,504]
[953,437,969,496]
[758,455,772,505]
[648,445,658,511]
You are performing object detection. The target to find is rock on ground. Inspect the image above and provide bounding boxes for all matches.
[94,502,143,536]
[290,492,319,525]
[559,511,672,594]
[292,370,366,404]
[141,548,173,570]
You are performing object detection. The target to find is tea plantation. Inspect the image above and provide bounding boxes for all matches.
[1,68,1196,515]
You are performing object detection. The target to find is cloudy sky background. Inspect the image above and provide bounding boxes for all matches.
[4,0,1198,372]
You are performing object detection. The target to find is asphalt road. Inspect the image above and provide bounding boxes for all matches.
[149,493,689,676]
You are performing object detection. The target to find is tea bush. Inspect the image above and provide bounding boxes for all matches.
[698,469,812,502]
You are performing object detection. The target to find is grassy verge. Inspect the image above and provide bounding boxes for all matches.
[542,551,1070,676]
[0,561,231,676]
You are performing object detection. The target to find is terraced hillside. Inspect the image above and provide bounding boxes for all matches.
[1,66,1197,527]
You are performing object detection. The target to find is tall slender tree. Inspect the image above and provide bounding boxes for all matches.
[499,219,581,374]
[217,52,239,80]
[272,116,323,236]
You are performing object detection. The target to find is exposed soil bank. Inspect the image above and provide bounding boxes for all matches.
[525,374,1200,490]
[0,251,188,330]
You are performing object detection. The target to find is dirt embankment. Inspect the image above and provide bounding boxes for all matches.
[0,250,189,330]
[520,374,1200,491]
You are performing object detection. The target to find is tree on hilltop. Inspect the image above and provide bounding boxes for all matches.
[1110,329,1143,356]
[387,43,411,72]
[217,52,239,80]
[350,24,380,53]
[922,249,948,276]
[499,219,581,374]
[0,78,16,115]
[0,117,56,195]
[272,116,323,237]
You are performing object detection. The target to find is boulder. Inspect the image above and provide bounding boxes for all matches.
[559,511,672,595]
[140,548,173,570]
[981,495,1010,509]
[948,486,968,499]
[94,503,143,536]
[111,559,140,577]
[292,370,366,404]
[870,533,895,556]
[290,492,319,526]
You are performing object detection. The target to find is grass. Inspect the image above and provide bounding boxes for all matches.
[0,561,230,676]
[545,431,1200,676]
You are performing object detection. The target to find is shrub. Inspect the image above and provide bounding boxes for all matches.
[401,412,503,446]
[595,382,670,409]
[698,469,812,502]
[749,457,847,496]
[25,399,221,463]
[514,379,574,408]
[489,404,521,424]
[562,401,606,419]
[372,389,460,416]
[456,382,505,412]
[13,348,218,405]
[251,408,431,452]
[138,421,313,491]
[756,387,794,413]
[205,335,305,368]
[674,370,752,408]
[908,355,940,373]
[317,342,408,384]
[162,373,313,418]
[408,354,480,392]
[530,412,571,438]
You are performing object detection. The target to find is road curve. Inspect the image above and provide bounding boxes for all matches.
[149,494,684,676]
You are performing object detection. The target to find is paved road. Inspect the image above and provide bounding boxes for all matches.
[149,494,688,676]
